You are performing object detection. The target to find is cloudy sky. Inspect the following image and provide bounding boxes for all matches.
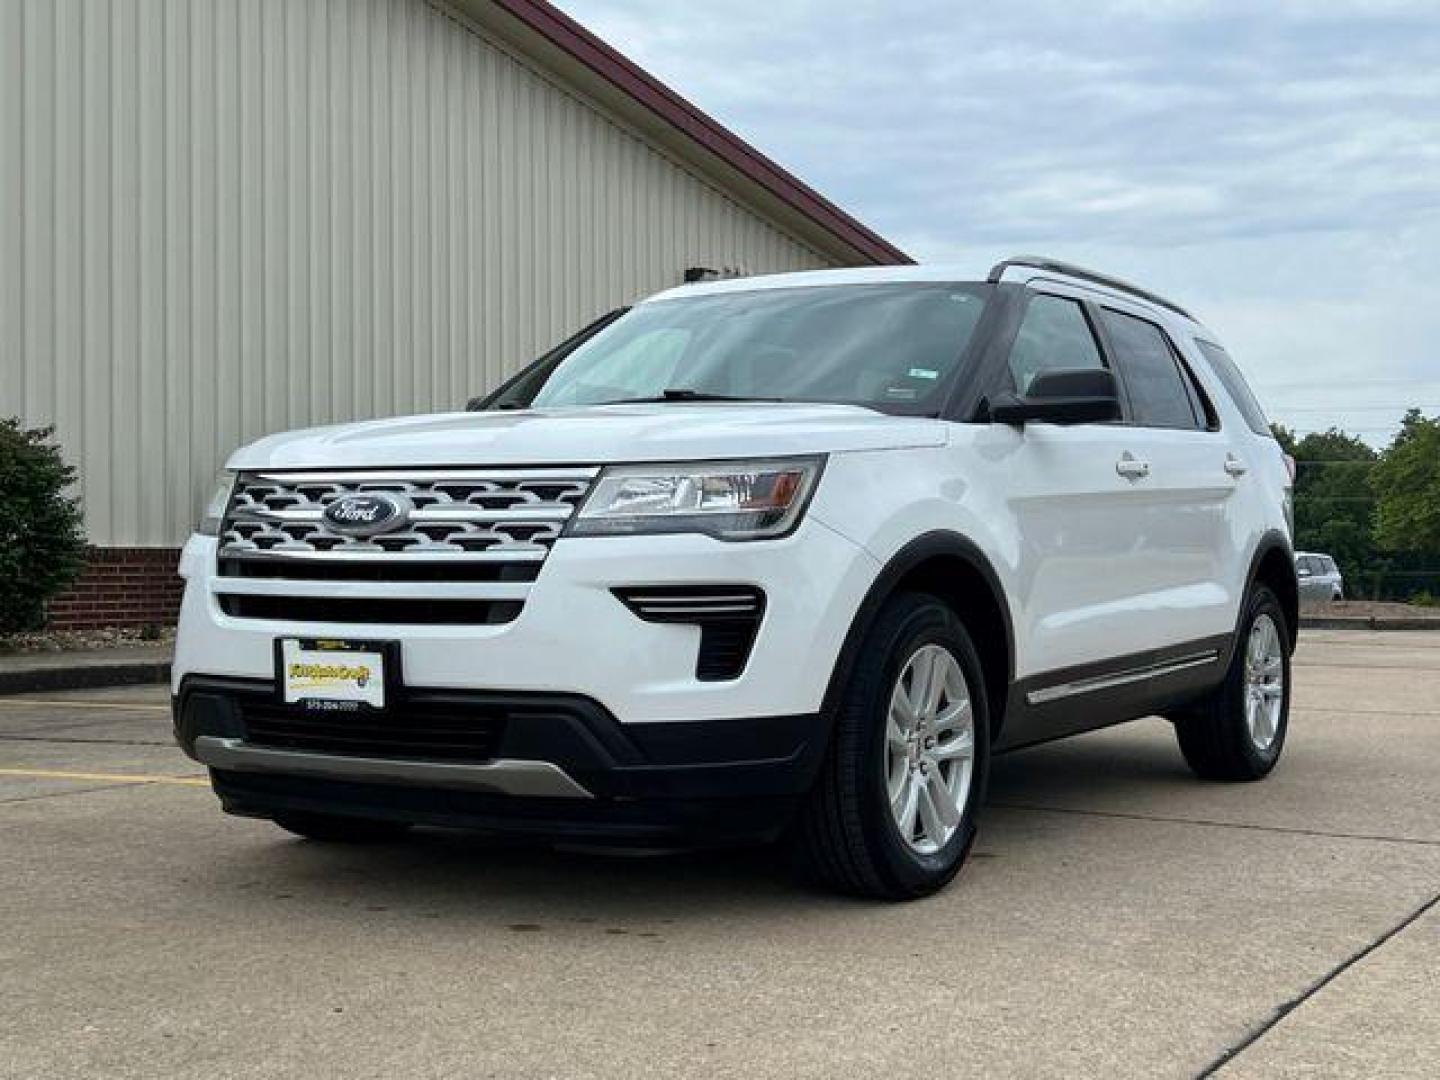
[555,0,1440,443]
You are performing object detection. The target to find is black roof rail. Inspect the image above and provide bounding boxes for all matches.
[986,255,1195,321]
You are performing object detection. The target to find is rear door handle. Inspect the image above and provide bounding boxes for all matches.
[1224,454,1248,477]
[1116,453,1150,480]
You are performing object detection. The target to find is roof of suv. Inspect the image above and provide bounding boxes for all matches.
[647,257,1213,337]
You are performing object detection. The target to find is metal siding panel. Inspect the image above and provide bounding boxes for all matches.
[1,0,837,547]
[21,0,54,429]
[161,0,191,536]
[137,0,166,540]
[189,0,218,533]
[0,0,21,421]
[81,0,115,539]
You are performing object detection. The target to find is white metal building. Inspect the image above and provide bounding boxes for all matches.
[0,0,905,626]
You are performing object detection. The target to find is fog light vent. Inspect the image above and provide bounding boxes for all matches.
[612,585,766,681]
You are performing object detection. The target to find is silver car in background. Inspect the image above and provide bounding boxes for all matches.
[1296,552,1344,603]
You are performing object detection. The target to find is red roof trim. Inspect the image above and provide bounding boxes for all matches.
[491,0,912,266]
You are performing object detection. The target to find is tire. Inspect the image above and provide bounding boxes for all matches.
[272,811,412,843]
[794,592,990,900]
[1174,585,1291,781]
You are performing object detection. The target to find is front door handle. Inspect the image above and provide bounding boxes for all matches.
[1224,454,1248,477]
[1116,452,1151,480]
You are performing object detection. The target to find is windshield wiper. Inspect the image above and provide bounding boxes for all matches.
[596,388,783,405]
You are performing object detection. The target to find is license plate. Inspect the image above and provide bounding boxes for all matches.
[278,638,387,710]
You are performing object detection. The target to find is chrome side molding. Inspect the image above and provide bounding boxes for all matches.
[1025,650,1220,707]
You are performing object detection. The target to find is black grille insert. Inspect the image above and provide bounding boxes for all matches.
[219,595,522,625]
[238,699,506,763]
[218,558,540,583]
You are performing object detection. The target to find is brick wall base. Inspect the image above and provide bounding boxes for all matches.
[46,547,184,631]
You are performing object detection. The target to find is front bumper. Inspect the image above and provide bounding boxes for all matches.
[174,519,877,724]
[175,676,828,842]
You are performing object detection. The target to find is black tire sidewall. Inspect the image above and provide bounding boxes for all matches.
[853,595,991,896]
[1228,586,1291,772]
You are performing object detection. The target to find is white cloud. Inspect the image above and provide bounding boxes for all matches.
[557,0,1440,440]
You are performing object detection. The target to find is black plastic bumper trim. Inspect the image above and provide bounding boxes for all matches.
[174,676,829,831]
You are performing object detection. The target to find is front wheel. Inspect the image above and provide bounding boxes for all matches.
[1174,585,1291,781]
[794,592,990,900]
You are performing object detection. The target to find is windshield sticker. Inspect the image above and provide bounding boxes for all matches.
[907,368,939,380]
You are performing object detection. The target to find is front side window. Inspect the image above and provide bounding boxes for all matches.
[1007,294,1106,394]
[510,283,991,412]
[1099,309,1199,430]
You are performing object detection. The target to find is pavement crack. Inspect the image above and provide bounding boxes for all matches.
[989,802,1440,847]
[0,782,152,806]
[1196,891,1440,1077]
[0,734,171,747]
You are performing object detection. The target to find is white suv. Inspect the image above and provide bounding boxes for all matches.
[174,256,1298,900]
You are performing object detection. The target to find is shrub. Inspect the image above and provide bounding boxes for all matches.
[0,419,87,633]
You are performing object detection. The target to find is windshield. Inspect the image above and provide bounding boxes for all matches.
[495,283,991,412]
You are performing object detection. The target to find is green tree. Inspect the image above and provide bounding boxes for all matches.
[0,420,88,633]
[1286,427,1378,589]
[1371,409,1440,556]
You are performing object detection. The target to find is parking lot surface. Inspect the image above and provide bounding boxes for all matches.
[2,629,1437,1079]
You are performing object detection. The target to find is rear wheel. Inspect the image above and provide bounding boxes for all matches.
[272,812,412,843]
[1174,585,1291,780]
[795,592,990,900]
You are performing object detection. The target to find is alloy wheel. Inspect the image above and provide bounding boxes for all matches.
[1244,613,1285,751]
[884,644,976,854]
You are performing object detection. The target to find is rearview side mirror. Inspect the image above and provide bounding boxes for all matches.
[989,368,1122,426]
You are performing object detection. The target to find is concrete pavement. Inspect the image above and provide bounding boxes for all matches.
[1,629,1436,1078]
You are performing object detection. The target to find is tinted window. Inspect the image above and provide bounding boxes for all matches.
[1008,295,1105,394]
[1196,340,1271,436]
[1099,309,1198,429]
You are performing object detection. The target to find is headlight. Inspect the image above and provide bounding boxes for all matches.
[197,471,236,537]
[569,457,823,540]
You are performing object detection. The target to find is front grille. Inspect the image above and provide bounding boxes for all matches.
[220,469,596,559]
[214,468,597,627]
[239,699,506,762]
[613,585,766,681]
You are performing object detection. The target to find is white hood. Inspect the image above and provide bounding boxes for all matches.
[227,403,947,470]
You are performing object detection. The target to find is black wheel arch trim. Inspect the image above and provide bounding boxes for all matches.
[1240,529,1298,655]
[820,530,1016,733]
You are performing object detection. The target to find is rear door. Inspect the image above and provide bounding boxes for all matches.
[1091,303,1240,650]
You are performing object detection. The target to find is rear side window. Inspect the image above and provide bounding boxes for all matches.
[1196,340,1271,436]
[1008,294,1106,393]
[1098,309,1199,429]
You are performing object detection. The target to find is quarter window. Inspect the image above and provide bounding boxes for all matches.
[1007,295,1106,394]
[1099,309,1199,430]
[1196,340,1272,437]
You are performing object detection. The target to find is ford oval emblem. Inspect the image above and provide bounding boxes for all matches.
[322,492,411,537]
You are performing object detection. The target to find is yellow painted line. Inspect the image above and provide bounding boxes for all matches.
[0,698,169,712]
[0,767,208,787]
